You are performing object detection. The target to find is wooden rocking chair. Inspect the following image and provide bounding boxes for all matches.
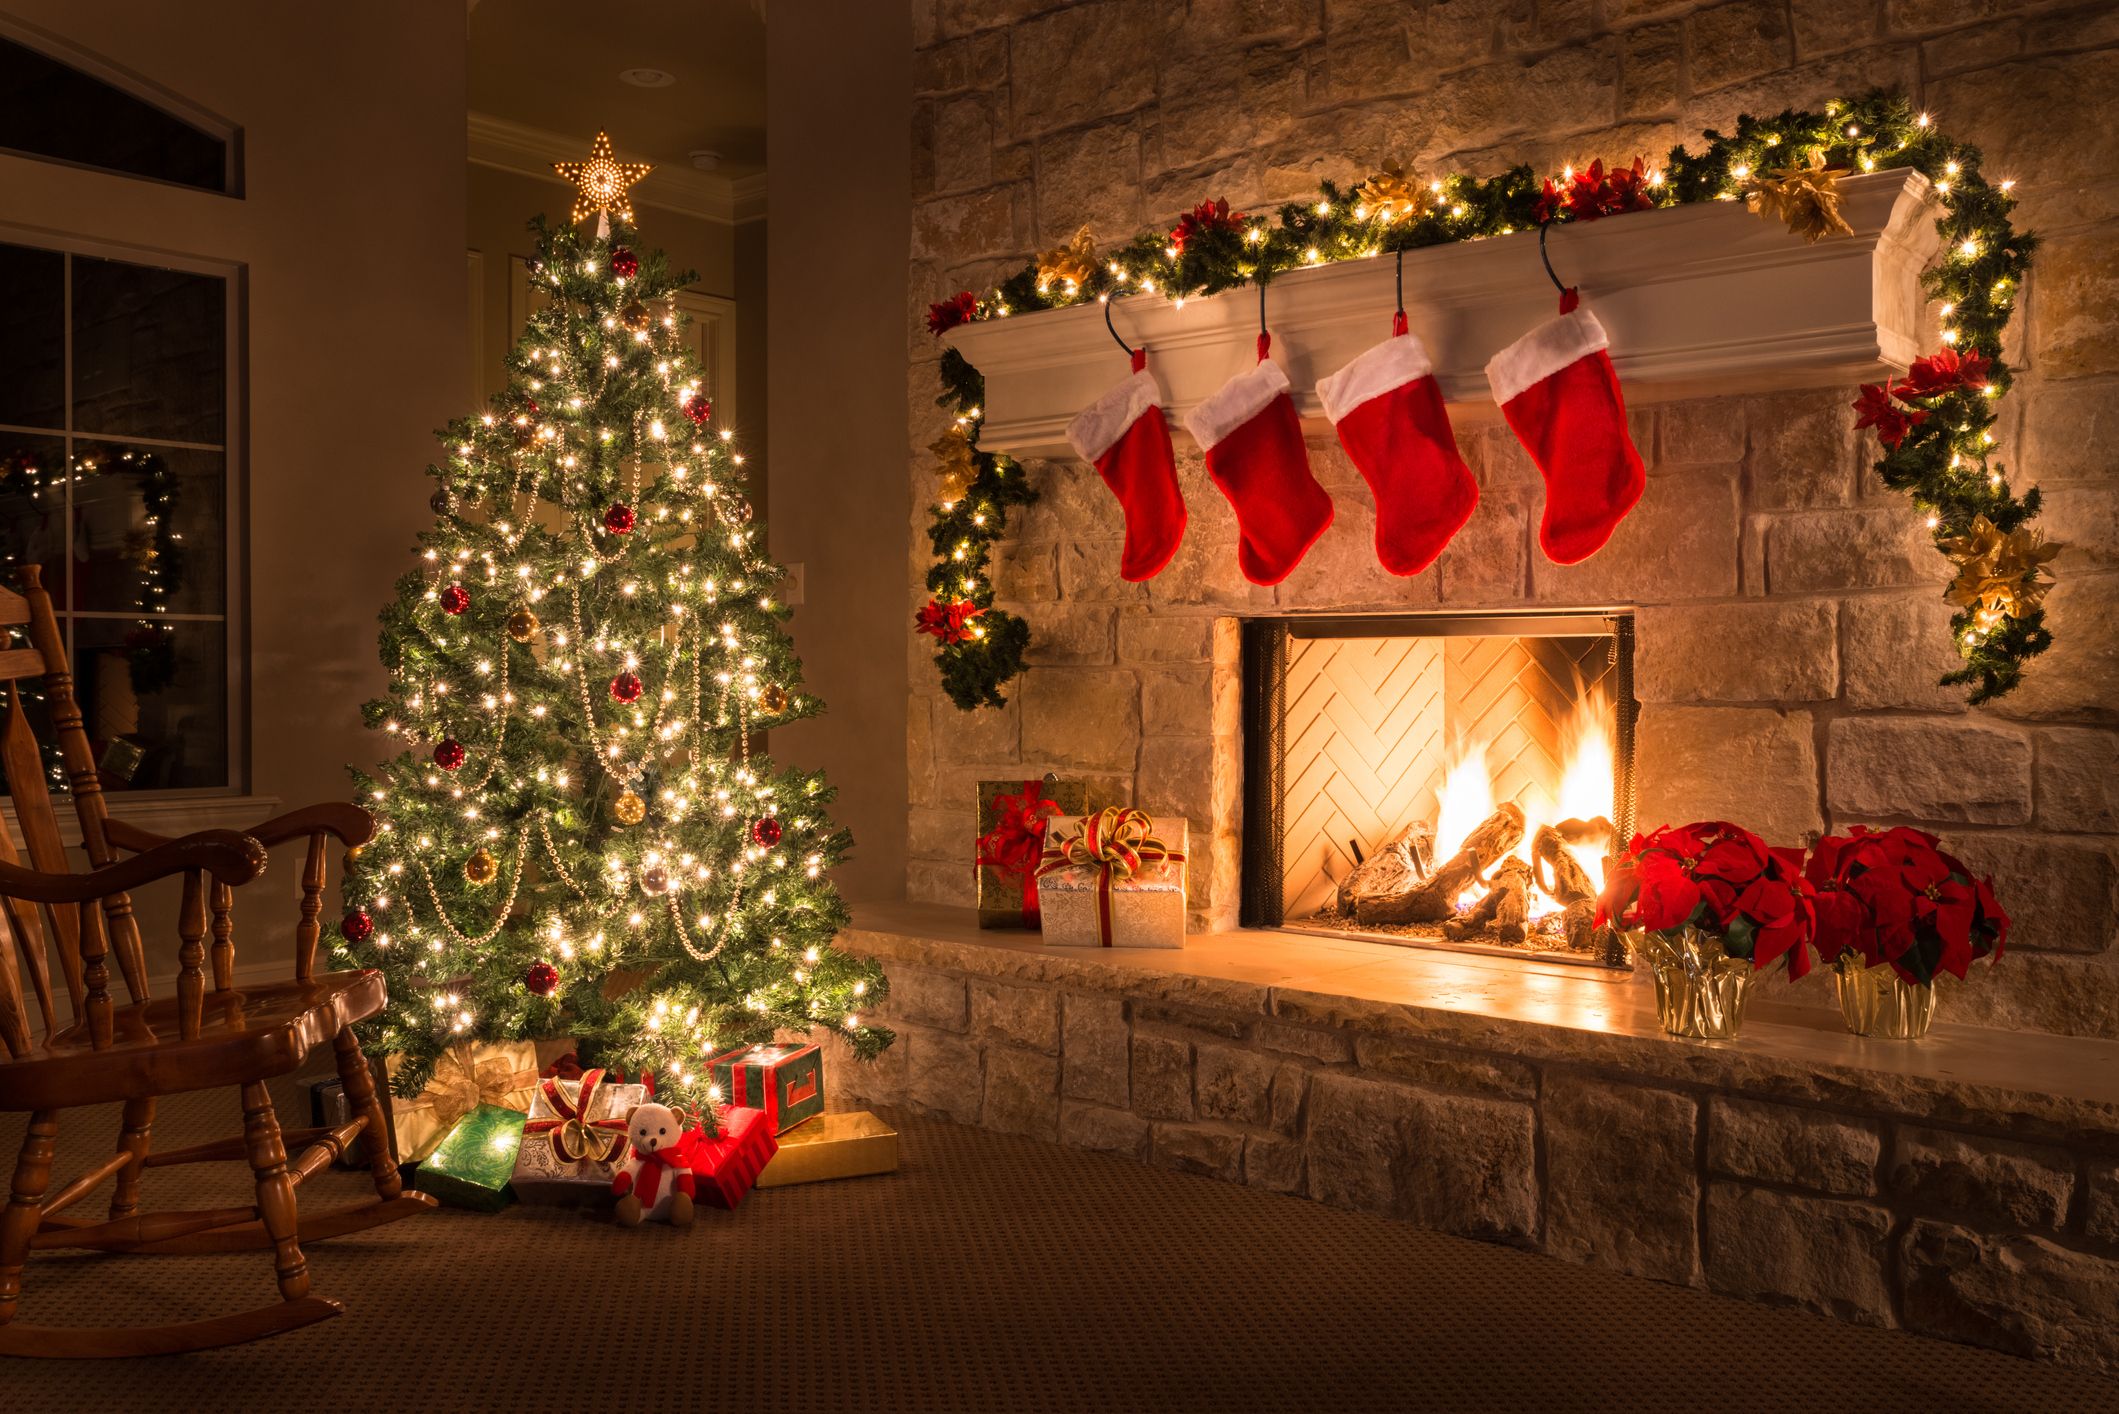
[0,566,432,1357]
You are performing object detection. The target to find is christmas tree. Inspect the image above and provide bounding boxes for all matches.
[340,137,890,1106]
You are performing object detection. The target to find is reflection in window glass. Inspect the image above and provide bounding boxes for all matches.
[0,244,63,428]
[0,240,230,795]
[0,36,229,192]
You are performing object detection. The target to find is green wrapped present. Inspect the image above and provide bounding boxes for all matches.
[415,1104,525,1212]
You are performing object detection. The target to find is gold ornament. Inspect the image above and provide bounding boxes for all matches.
[1940,514,2060,623]
[613,790,647,826]
[1354,162,1426,221]
[506,608,541,643]
[621,300,652,332]
[760,683,792,716]
[464,848,499,886]
[1742,151,1853,243]
[552,129,653,226]
[1035,225,1098,295]
[930,429,976,505]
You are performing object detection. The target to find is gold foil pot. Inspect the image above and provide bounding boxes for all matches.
[1834,953,1938,1039]
[1630,926,1755,1040]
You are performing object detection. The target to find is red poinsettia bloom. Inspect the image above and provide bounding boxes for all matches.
[926,291,979,337]
[1598,820,1817,977]
[1171,198,1245,252]
[1535,158,1657,224]
[1901,348,1993,397]
[1852,381,1928,450]
[1805,826,2008,985]
[915,597,984,645]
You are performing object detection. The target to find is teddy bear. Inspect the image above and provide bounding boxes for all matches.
[611,1101,702,1227]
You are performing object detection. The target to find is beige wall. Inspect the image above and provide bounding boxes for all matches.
[765,1,914,902]
[0,2,467,976]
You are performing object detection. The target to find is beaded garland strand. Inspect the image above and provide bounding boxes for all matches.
[922,91,2047,709]
[346,214,889,1105]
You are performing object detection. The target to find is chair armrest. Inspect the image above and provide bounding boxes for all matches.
[0,829,267,904]
[105,801,376,854]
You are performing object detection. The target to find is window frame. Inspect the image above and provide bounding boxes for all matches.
[0,13,242,197]
[0,221,249,808]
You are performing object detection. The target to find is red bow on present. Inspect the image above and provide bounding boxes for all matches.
[976,780,1065,926]
[525,1067,631,1164]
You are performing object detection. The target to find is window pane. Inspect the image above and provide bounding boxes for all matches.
[0,243,63,429]
[73,616,225,791]
[71,441,222,614]
[0,37,228,193]
[72,256,225,445]
[0,431,69,601]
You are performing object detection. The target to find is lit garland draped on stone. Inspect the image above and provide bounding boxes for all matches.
[923,90,2045,709]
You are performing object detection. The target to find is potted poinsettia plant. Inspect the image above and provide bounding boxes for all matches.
[1597,821,1817,1040]
[1806,826,2009,1039]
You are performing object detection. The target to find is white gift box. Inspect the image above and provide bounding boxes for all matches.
[509,1072,649,1205]
[1037,813,1188,949]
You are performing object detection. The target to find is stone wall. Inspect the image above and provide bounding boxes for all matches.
[825,927,2119,1371]
[902,0,2119,1036]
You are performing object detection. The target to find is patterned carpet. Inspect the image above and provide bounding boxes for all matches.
[3,1079,2116,1413]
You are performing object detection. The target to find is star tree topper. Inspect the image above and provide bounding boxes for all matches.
[554,130,653,225]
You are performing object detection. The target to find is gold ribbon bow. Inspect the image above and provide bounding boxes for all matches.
[425,1043,538,1132]
[527,1067,631,1165]
[1036,807,1186,946]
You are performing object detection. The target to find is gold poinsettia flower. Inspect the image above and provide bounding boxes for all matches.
[1742,150,1853,243]
[1035,225,1098,295]
[1355,162,1426,222]
[930,428,976,504]
[1940,514,2061,621]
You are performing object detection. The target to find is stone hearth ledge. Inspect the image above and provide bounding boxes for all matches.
[843,903,2119,1147]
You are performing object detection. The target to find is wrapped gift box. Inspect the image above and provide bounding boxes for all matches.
[307,1076,372,1170]
[977,776,1089,929]
[414,1104,526,1212]
[707,1041,825,1134]
[511,1068,648,1205]
[756,1110,899,1188]
[693,1105,778,1209]
[383,1040,541,1165]
[1037,809,1188,949]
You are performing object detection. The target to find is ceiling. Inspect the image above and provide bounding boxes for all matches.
[468,0,767,177]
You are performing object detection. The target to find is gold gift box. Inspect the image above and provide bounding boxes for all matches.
[754,1110,899,1187]
[977,776,1090,928]
[382,1040,541,1164]
[1038,814,1188,949]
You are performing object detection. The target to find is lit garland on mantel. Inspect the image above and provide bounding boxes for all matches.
[922,91,2048,709]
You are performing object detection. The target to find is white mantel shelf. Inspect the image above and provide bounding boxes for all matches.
[944,169,1941,458]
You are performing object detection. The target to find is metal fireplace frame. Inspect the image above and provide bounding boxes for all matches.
[1238,610,1638,960]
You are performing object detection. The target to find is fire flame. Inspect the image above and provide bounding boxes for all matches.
[1436,681,1615,918]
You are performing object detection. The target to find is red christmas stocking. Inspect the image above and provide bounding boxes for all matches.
[1066,349,1185,581]
[1317,314,1477,576]
[1484,290,1645,565]
[1182,335,1334,586]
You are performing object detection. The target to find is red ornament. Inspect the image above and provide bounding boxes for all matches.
[603,503,636,534]
[439,583,470,615]
[609,246,639,279]
[750,816,783,848]
[433,738,465,770]
[682,393,714,426]
[524,961,560,997]
[341,910,374,944]
[609,671,644,704]
[522,397,540,417]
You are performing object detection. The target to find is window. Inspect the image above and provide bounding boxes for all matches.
[0,239,237,794]
[0,30,235,193]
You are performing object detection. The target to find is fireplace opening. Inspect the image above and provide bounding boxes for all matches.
[1239,612,1637,969]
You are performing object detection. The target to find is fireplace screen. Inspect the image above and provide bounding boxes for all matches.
[1240,613,1636,968]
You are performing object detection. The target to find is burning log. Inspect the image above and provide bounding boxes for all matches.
[1355,802,1525,926]
[1335,823,1435,917]
[1533,821,1610,953]
[1444,858,1533,943]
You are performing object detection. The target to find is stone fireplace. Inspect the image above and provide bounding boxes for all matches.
[1239,611,1635,968]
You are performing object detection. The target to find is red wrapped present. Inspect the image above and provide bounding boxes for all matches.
[693,1105,777,1209]
[707,1041,825,1134]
